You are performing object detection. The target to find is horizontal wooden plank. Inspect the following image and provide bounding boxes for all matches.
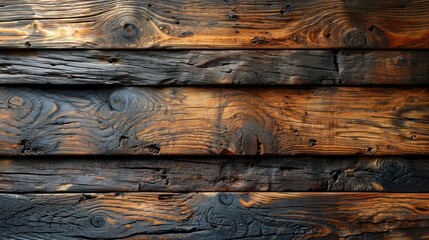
[1,192,429,239]
[1,50,428,85]
[0,87,427,155]
[1,157,428,192]
[0,0,428,49]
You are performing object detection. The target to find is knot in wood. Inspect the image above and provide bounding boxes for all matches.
[104,15,142,46]
[90,215,106,228]
[343,30,367,48]
[396,56,408,66]
[123,23,139,39]
[8,96,25,108]
[109,91,127,112]
[241,131,262,155]
[377,158,409,178]
[218,193,234,206]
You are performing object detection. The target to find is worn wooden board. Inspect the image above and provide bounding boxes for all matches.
[1,50,428,85]
[0,157,428,192]
[0,87,427,155]
[1,192,429,239]
[0,0,428,49]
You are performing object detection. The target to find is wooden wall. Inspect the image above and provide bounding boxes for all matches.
[0,0,428,239]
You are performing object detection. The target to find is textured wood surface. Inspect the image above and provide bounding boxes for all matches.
[0,0,429,49]
[1,193,429,239]
[0,87,427,155]
[1,157,428,193]
[1,50,428,85]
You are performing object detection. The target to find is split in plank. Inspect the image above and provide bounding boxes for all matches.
[1,192,429,239]
[0,156,428,192]
[1,50,428,85]
[0,0,429,49]
[0,87,427,155]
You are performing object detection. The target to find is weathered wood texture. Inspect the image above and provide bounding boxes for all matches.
[1,193,429,239]
[1,157,428,193]
[0,0,429,49]
[1,50,428,85]
[0,87,427,155]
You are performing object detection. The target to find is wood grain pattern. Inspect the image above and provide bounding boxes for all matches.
[1,192,429,239]
[0,0,428,49]
[1,157,428,192]
[1,50,428,85]
[0,87,427,155]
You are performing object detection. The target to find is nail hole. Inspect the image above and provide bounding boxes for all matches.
[227,12,239,20]
[280,4,292,14]
[366,147,377,154]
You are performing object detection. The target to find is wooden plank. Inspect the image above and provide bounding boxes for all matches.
[0,0,428,49]
[1,157,428,192]
[1,50,428,85]
[0,87,427,155]
[1,192,429,239]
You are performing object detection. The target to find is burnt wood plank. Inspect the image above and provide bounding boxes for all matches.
[0,157,428,192]
[0,87,427,155]
[1,192,429,239]
[1,50,428,85]
[0,0,428,49]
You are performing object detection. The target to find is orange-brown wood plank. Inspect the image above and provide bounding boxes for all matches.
[0,0,428,49]
[1,156,428,192]
[0,87,427,155]
[1,193,429,239]
[0,50,428,85]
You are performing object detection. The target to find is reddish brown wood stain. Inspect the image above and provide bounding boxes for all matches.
[0,0,428,239]
[0,87,426,155]
[1,193,429,239]
[0,0,428,48]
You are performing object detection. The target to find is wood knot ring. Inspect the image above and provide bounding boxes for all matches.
[343,30,367,48]
[90,215,106,228]
[241,131,262,155]
[8,96,25,108]
[109,91,127,112]
[104,15,142,46]
[219,193,234,206]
